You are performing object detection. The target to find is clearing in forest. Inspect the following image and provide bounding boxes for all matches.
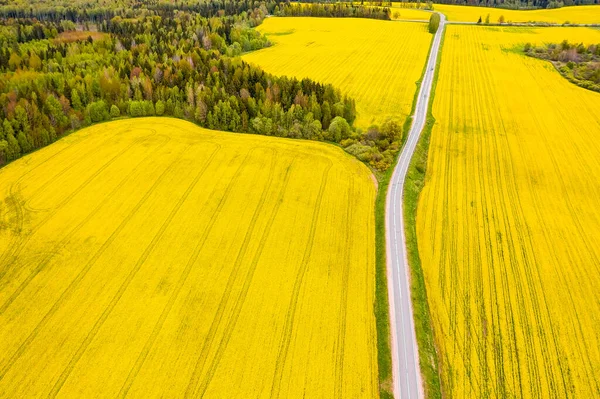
[431,3,600,24]
[242,17,433,128]
[418,25,600,398]
[0,118,378,398]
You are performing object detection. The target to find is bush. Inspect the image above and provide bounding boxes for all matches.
[86,101,109,123]
[381,118,403,142]
[345,143,375,162]
[110,105,120,118]
[340,138,356,148]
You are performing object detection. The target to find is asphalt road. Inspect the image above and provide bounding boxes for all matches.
[385,12,446,399]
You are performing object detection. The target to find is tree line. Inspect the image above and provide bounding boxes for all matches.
[0,0,280,23]
[276,3,391,20]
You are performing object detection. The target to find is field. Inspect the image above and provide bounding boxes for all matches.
[417,26,600,397]
[0,118,378,397]
[242,17,432,128]
[431,4,600,24]
[390,7,431,21]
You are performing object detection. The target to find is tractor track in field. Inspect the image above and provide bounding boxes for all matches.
[116,148,236,398]
[0,134,168,311]
[181,148,275,397]
[334,179,355,399]
[269,160,333,399]
[194,158,298,398]
[48,145,222,398]
[0,123,138,267]
[0,131,163,282]
[0,144,187,383]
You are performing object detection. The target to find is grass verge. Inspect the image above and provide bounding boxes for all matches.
[403,27,446,399]
[374,164,394,399]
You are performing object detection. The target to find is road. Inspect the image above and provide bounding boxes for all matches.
[385,12,445,399]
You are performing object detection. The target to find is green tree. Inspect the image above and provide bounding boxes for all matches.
[129,101,143,117]
[28,52,42,70]
[8,53,22,71]
[45,95,67,128]
[3,120,14,140]
[6,133,21,161]
[71,89,83,111]
[110,105,120,118]
[428,13,440,34]
[143,101,155,116]
[0,140,8,164]
[322,101,332,129]
[328,116,351,142]
[17,131,32,153]
[155,100,165,116]
[87,101,109,123]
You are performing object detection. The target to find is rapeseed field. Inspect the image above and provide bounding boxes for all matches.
[242,17,433,128]
[432,3,600,24]
[390,7,431,20]
[0,118,378,397]
[418,25,600,398]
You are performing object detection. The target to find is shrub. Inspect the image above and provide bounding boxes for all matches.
[87,101,109,123]
[110,105,120,118]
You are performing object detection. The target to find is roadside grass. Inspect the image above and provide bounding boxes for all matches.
[403,27,446,399]
[374,164,394,399]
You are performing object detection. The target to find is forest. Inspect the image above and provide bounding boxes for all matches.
[0,1,410,167]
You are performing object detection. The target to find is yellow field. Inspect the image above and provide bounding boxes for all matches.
[391,7,431,20]
[242,17,432,127]
[0,118,378,397]
[432,3,600,24]
[418,26,600,397]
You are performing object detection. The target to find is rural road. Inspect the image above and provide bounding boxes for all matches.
[385,12,446,399]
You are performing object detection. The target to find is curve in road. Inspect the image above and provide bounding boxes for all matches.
[385,12,446,399]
